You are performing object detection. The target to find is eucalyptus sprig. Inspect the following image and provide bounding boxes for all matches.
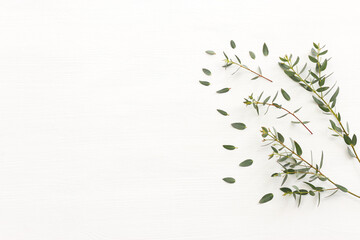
[199,40,360,206]
[278,43,360,163]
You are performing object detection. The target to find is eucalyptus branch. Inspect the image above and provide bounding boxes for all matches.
[264,128,360,199]
[225,59,273,82]
[243,93,312,134]
[278,44,360,163]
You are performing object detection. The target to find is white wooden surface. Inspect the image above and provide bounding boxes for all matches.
[0,0,360,239]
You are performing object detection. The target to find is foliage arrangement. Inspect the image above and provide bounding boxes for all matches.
[199,41,360,206]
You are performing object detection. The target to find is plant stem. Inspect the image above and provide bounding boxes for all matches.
[285,56,360,164]
[255,101,313,134]
[228,60,273,82]
[269,132,360,199]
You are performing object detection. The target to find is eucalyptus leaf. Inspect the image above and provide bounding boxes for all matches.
[259,193,273,204]
[249,51,256,60]
[231,122,246,130]
[199,81,210,86]
[205,50,216,55]
[217,109,228,116]
[335,184,348,192]
[281,89,291,101]
[223,145,236,150]
[230,40,236,49]
[217,88,230,94]
[223,177,235,184]
[239,159,253,167]
[263,43,269,56]
[202,68,211,76]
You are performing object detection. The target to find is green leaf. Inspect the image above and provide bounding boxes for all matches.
[316,87,329,92]
[320,151,324,168]
[223,145,236,150]
[330,87,339,102]
[277,132,285,143]
[294,107,302,113]
[352,134,357,146]
[335,184,348,192]
[279,63,290,70]
[281,88,291,101]
[319,50,328,56]
[235,55,241,64]
[199,81,210,86]
[202,68,211,76]
[223,51,228,60]
[272,91,279,102]
[230,40,236,49]
[312,96,324,106]
[259,193,273,204]
[263,96,271,105]
[294,141,302,156]
[205,50,216,55]
[223,177,235,184]
[249,51,256,60]
[231,122,246,130]
[293,57,300,67]
[216,109,228,116]
[344,134,352,145]
[320,59,327,71]
[263,43,269,56]
[239,159,253,167]
[313,42,319,49]
[216,88,230,94]
[308,55,317,63]
[280,187,292,194]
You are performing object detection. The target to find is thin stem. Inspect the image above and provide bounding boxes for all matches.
[255,101,313,134]
[286,56,360,164]
[269,132,360,199]
[228,60,273,82]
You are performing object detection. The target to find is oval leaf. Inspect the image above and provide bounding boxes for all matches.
[223,177,235,184]
[259,193,273,204]
[216,109,228,116]
[216,88,230,94]
[294,141,302,156]
[249,51,256,60]
[280,88,291,101]
[202,68,211,76]
[223,145,236,150]
[205,50,216,55]
[230,40,236,49]
[199,80,210,86]
[239,159,253,167]
[263,43,269,56]
[231,122,246,130]
[335,184,348,192]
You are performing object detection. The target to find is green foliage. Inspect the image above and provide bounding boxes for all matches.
[202,68,211,75]
[263,43,269,56]
[217,88,230,94]
[259,193,273,204]
[249,51,256,59]
[230,40,236,49]
[205,50,216,55]
[223,177,235,184]
[223,145,236,150]
[280,89,291,101]
[217,109,228,116]
[199,80,210,86]
[239,159,253,167]
[231,122,246,130]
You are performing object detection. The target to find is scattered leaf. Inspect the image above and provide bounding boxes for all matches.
[223,145,236,150]
[249,51,256,59]
[202,68,211,76]
[263,43,269,56]
[205,50,216,55]
[217,109,228,116]
[281,89,291,101]
[259,193,273,204]
[216,88,230,94]
[223,177,235,184]
[231,122,246,130]
[239,159,253,167]
[230,40,236,49]
[199,80,210,86]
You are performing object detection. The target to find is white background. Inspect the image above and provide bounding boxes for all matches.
[1,0,360,239]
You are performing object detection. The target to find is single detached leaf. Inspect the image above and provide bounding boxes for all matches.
[216,109,228,116]
[281,88,291,101]
[223,145,236,150]
[239,159,253,167]
[263,43,269,56]
[202,68,211,76]
[231,122,246,130]
[230,40,236,49]
[335,184,348,192]
[249,51,256,60]
[223,177,235,184]
[259,193,273,204]
[199,80,210,86]
[216,88,230,94]
[294,141,302,156]
[205,50,216,55]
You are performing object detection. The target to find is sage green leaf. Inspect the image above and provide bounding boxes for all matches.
[277,132,285,143]
[316,87,329,92]
[230,40,236,49]
[293,56,300,67]
[249,51,256,59]
[319,50,328,56]
[235,55,241,64]
[320,151,324,168]
[344,135,352,145]
[216,109,228,116]
[223,177,235,184]
[347,147,356,157]
[352,134,357,146]
[309,190,315,196]
[300,63,307,74]
[281,88,291,101]
[294,107,302,113]
[202,68,211,76]
[281,174,288,186]
[231,122,246,130]
[308,55,317,63]
[294,141,302,156]
[216,88,230,94]
[320,59,327,71]
[313,42,319,49]
[335,184,348,192]
[223,145,236,150]
[223,51,228,60]
[330,87,339,102]
[280,187,292,194]
[279,63,290,70]
[272,91,279,102]
[312,96,324,106]
[263,43,269,56]
[205,50,216,55]
[239,159,253,167]
[199,81,210,86]
[259,193,273,204]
